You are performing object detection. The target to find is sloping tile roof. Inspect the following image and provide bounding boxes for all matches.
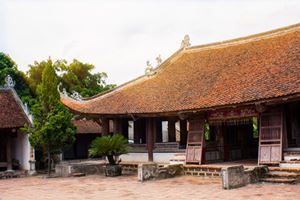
[61,23,300,115]
[0,89,31,128]
[74,119,101,134]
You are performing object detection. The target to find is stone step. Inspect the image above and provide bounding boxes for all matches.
[283,154,300,161]
[174,153,186,157]
[280,161,300,169]
[71,172,86,177]
[170,160,185,164]
[170,158,185,161]
[266,171,300,179]
[260,177,297,184]
[169,154,186,163]
[269,167,300,173]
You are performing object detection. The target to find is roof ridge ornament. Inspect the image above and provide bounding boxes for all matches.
[71,91,83,101]
[156,55,162,67]
[145,60,155,76]
[57,82,68,97]
[180,34,191,49]
[58,82,83,101]
[4,75,15,88]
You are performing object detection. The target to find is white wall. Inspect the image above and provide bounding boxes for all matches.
[120,152,179,163]
[12,132,31,170]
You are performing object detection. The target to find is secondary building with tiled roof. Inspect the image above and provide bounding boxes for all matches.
[61,24,300,166]
[0,76,35,173]
[63,119,102,160]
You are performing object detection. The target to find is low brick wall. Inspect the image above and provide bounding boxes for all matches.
[183,165,222,177]
[121,163,138,175]
[138,163,184,181]
[55,161,106,177]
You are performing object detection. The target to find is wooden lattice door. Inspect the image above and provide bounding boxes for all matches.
[258,112,283,165]
[186,119,204,164]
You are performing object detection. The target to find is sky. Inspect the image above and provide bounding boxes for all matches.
[1,0,300,85]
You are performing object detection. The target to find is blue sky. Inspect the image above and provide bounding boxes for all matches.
[1,0,300,84]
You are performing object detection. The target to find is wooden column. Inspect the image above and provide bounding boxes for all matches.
[146,118,155,162]
[179,120,188,146]
[168,118,176,142]
[6,134,12,171]
[101,118,109,136]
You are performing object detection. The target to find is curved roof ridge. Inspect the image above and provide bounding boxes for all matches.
[81,49,184,102]
[61,23,300,115]
[187,23,300,52]
[83,23,300,102]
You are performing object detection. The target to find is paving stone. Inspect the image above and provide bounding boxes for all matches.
[0,175,299,200]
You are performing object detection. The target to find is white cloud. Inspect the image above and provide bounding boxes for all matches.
[1,0,300,84]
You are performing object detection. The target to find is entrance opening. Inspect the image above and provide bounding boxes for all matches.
[205,118,259,163]
[0,134,7,171]
[224,122,258,161]
[286,101,300,148]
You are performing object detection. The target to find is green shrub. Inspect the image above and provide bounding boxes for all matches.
[89,134,129,165]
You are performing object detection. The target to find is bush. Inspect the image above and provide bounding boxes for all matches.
[89,134,129,165]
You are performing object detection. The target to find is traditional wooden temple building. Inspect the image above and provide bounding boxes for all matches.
[61,23,300,166]
[63,119,102,160]
[0,76,35,172]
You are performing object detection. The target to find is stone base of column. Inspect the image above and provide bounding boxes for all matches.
[29,160,37,175]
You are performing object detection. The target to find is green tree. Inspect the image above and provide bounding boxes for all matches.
[24,60,76,176]
[26,58,115,97]
[0,52,36,107]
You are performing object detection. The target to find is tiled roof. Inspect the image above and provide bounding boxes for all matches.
[61,23,300,115]
[74,119,101,134]
[0,89,31,128]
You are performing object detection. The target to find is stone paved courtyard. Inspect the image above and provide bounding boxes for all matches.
[0,175,300,200]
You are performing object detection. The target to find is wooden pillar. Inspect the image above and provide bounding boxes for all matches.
[6,134,12,171]
[282,107,288,149]
[168,118,176,142]
[156,119,162,143]
[179,120,188,146]
[146,118,155,162]
[101,118,109,136]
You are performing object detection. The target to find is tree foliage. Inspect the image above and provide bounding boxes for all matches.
[27,58,115,97]
[24,60,76,175]
[89,134,129,165]
[0,52,36,107]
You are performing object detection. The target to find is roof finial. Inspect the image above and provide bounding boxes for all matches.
[57,82,68,97]
[71,91,82,101]
[145,61,155,76]
[156,55,162,66]
[180,34,191,49]
[4,75,15,88]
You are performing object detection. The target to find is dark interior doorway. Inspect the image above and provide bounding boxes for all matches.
[205,119,259,163]
[223,122,258,161]
[0,134,7,171]
[286,101,300,148]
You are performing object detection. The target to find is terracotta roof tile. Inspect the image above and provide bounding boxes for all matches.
[0,89,31,128]
[74,119,101,134]
[61,24,300,115]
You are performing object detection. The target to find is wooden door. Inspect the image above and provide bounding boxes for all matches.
[258,112,283,165]
[186,119,204,164]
